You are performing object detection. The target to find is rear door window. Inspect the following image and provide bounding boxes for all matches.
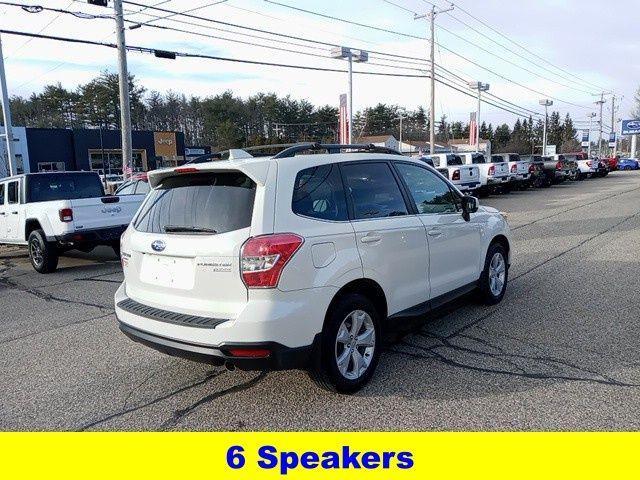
[341,162,408,220]
[7,181,19,204]
[134,171,256,234]
[292,164,348,221]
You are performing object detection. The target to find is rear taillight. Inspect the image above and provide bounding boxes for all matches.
[452,169,460,181]
[556,161,563,170]
[587,161,592,167]
[528,164,535,173]
[488,165,495,175]
[59,208,73,222]
[510,164,517,173]
[175,167,198,173]
[241,233,304,288]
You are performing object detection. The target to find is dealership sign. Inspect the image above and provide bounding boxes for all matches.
[608,132,616,148]
[621,120,640,135]
[581,130,589,147]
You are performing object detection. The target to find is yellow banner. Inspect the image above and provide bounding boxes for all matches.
[1,432,638,479]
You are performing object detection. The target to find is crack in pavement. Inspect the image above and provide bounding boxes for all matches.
[0,312,114,346]
[121,361,176,411]
[388,330,640,388]
[77,369,225,431]
[160,371,268,431]
[511,183,640,231]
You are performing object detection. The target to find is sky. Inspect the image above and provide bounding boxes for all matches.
[0,0,638,132]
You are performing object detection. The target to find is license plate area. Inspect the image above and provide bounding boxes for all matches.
[140,254,195,290]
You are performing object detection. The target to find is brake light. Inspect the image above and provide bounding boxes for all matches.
[510,164,517,173]
[452,169,460,181]
[175,167,198,173]
[488,165,495,175]
[59,208,73,222]
[241,233,304,288]
[587,161,592,167]
[556,161,563,170]
[528,163,535,173]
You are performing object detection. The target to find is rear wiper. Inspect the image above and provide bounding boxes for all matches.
[163,225,217,234]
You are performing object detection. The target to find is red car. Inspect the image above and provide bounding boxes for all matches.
[604,156,619,171]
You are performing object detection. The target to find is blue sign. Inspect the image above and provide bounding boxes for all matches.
[621,119,640,135]
[581,130,589,142]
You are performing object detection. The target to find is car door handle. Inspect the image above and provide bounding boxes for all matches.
[360,234,382,244]
[427,229,443,237]
[0,212,5,216]
[11,211,18,215]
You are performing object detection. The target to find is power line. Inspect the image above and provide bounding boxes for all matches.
[0,28,539,118]
[133,0,228,28]
[266,0,594,110]
[432,0,606,91]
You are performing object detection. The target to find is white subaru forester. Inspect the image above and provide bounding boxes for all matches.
[115,144,511,393]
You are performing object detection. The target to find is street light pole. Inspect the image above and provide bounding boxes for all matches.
[331,47,368,145]
[113,0,133,179]
[539,99,553,155]
[469,82,489,152]
[415,4,453,155]
[0,34,16,177]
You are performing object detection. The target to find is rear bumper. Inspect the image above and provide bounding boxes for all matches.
[457,181,481,191]
[55,225,127,244]
[119,322,318,371]
[487,176,509,185]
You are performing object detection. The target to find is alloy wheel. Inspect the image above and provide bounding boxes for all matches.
[334,310,376,380]
[488,252,506,297]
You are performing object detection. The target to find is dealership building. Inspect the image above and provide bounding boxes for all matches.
[0,126,186,178]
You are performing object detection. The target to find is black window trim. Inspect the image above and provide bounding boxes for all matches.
[0,182,5,205]
[7,180,20,205]
[338,159,413,222]
[391,160,463,216]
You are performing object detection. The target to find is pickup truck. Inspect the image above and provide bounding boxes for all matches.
[427,153,481,194]
[561,153,594,180]
[459,152,509,195]
[521,155,551,187]
[492,153,532,189]
[541,155,570,183]
[551,154,579,180]
[0,171,143,273]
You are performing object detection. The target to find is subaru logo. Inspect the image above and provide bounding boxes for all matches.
[627,121,640,129]
[151,240,166,252]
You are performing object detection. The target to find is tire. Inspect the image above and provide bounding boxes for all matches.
[28,229,59,273]
[310,293,381,393]
[478,243,508,305]
[111,241,121,258]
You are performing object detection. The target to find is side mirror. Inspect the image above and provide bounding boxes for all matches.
[461,196,479,221]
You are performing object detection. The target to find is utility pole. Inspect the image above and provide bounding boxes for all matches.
[415,4,453,155]
[587,112,596,158]
[609,95,618,157]
[395,114,405,154]
[539,99,553,155]
[0,34,16,177]
[595,93,605,158]
[113,0,133,178]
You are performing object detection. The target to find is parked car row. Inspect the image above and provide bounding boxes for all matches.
[418,150,626,198]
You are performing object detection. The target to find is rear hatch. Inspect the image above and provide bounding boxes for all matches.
[123,170,258,319]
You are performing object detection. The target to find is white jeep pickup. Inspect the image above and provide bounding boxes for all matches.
[0,171,144,273]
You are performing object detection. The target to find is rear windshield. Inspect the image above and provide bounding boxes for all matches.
[447,155,463,166]
[509,154,520,162]
[471,154,486,164]
[490,155,505,163]
[26,173,104,202]
[133,172,256,235]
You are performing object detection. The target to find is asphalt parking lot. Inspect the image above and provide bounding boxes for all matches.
[2,171,640,431]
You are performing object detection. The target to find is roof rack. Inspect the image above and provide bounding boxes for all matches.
[272,143,403,159]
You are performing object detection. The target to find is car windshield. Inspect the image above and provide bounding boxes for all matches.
[26,173,105,202]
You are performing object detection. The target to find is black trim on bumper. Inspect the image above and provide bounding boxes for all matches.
[117,298,228,329]
[118,322,318,371]
[55,225,127,244]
